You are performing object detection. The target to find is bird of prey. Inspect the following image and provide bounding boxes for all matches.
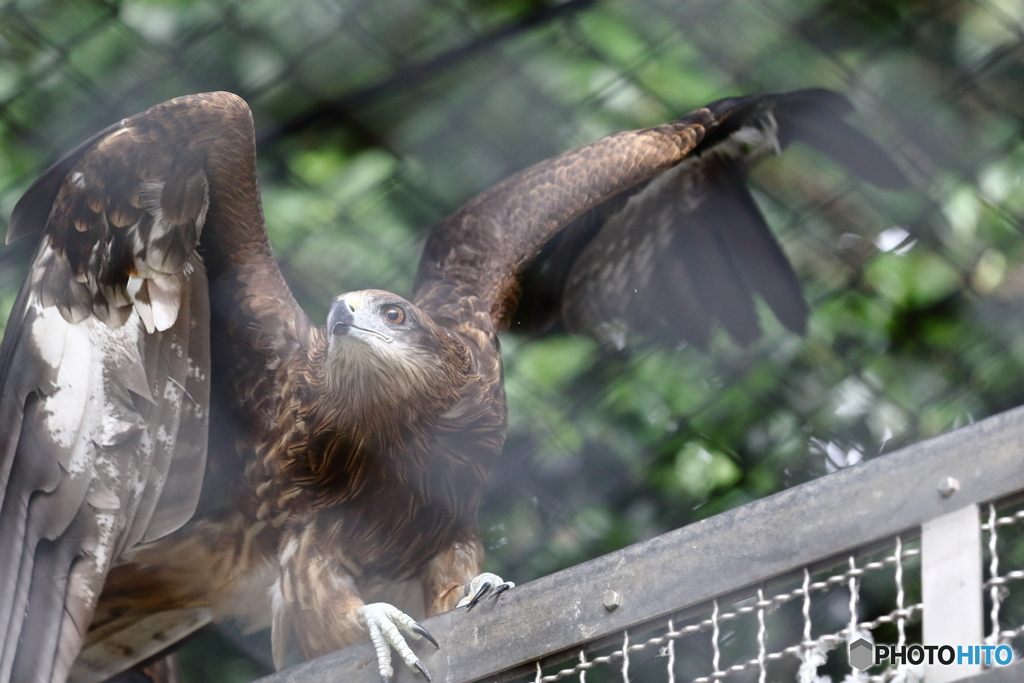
[0,89,904,683]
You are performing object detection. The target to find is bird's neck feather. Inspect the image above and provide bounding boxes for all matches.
[321,334,470,441]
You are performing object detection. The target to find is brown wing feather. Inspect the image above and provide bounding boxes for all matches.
[561,158,808,348]
[412,108,714,327]
[560,90,905,348]
[0,92,306,683]
[501,89,905,347]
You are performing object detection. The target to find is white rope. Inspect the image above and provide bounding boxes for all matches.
[887,536,917,681]
[712,599,721,675]
[982,507,1024,529]
[621,630,630,683]
[848,556,859,644]
[756,588,767,683]
[987,504,1001,645]
[848,556,867,682]
[803,568,812,644]
[895,536,906,651]
[666,619,676,683]
[798,568,829,683]
[529,546,922,683]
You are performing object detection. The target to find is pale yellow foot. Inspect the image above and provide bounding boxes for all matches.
[457,572,515,610]
[358,602,439,683]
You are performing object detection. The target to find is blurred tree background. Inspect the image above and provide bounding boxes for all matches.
[2,0,1024,680]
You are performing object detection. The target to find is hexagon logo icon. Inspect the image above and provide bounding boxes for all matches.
[849,638,874,670]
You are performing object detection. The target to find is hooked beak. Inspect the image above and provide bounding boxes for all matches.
[327,297,393,343]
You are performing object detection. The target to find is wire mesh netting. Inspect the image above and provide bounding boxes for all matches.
[501,538,922,683]
[984,499,1024,653]
[3,0,1024,681]
[505,496,1024,683]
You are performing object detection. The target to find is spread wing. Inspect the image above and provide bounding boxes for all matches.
[0,92,304,683]
[413,89,906,347]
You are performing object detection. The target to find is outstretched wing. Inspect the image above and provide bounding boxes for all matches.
[413,89,905,347]
[0,92,301,683]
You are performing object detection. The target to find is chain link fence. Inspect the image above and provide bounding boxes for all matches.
[2,0,1024,681]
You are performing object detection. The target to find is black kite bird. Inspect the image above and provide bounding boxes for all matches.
[0,89,904,683]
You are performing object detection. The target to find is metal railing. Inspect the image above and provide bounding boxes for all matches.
[255,406,1024,682]
[3,1,1024,681]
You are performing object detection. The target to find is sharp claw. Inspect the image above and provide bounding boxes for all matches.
[491,583,511,600]
[362,603,431,683]
[465,581,492,610]
[413,623,439,649]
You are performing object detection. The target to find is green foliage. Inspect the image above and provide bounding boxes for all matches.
[3,0,1024,680]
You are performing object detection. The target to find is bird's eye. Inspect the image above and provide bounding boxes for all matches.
[383,306,405,324]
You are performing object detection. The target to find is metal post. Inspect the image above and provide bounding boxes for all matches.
[254,406,1024,683]
[922,504,983,682]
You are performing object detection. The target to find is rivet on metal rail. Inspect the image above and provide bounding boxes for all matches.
[937,476,960,498]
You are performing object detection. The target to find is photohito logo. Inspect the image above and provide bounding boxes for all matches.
[849,639,1015,671]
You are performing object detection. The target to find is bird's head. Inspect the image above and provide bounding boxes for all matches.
[323,289,470,413]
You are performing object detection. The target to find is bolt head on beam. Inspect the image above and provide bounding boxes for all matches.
[602,590,621,611]
[937,476,960,498]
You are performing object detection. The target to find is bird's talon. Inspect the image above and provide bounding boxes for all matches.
[457,573,514,609]
[360,603,434,682]
[466,580,492,610]
[412,623,439,648]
